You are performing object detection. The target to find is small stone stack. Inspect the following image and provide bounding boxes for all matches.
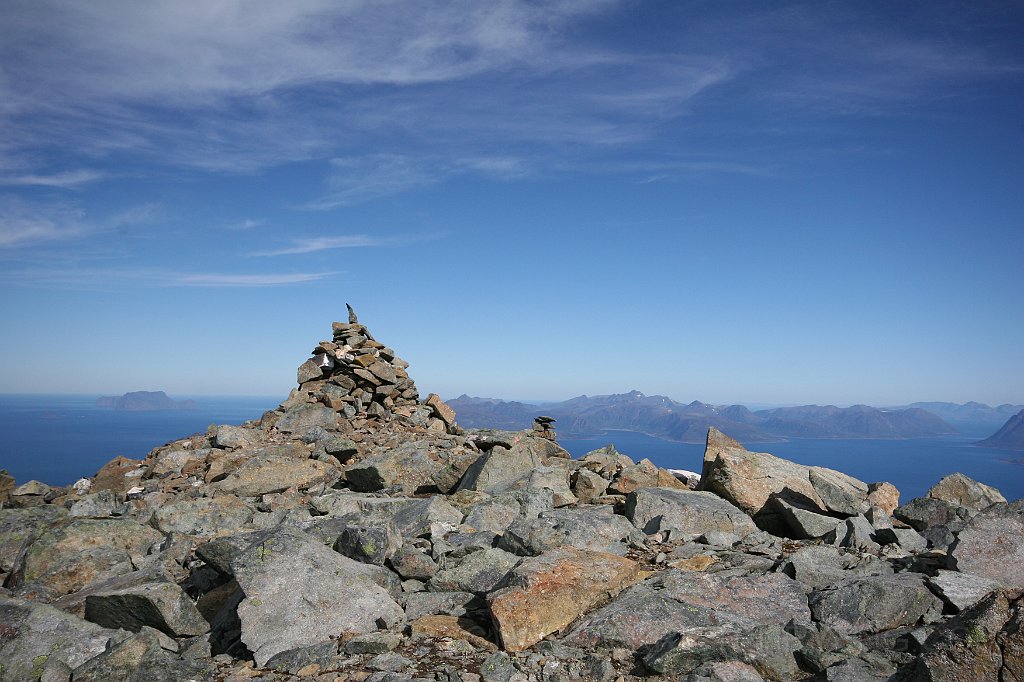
[291,307,456,433]
[532,415,556,440]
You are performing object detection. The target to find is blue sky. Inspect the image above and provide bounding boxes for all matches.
[1,1,1021,406]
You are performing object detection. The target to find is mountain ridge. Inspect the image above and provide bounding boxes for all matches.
[447,391,957,442]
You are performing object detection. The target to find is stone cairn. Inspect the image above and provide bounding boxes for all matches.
[532,415,556,440]
[291,305,457,434]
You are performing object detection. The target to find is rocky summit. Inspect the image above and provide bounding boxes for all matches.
[1,311,1022,682]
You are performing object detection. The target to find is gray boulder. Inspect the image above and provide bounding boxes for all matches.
[927,570,1001,612]
[0,596,119,682]
[948,500,1024,588]
[772,498,842,540]
[275,403,338,434]
[84,579,210,637]
[213,455,337,497]
[462,489,554,533]
[780,545,892,591]
[641,624,801,680]
[70,626,216,682]
[809,573,943,634]
[498,506,644,557]
[625,487,757,540]
[228,526,404,666]
[429,548,521,594]
[333,515,403,566]
[564,569,810,651]
[151,495,255,536]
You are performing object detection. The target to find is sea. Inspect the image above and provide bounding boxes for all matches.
[1,394,1021,503]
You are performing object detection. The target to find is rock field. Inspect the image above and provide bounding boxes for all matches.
[1,311,1021,681]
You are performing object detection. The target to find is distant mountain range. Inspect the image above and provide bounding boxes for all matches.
[96,391,198,411]
[897,401,1024,429]
[977,408,1024,451]
[447,391,958,443]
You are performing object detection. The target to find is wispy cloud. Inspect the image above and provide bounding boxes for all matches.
[0,265,334,288]
[250,235,388,257]
[0,169,104,188]
[227,219,264,231]
[0,197,85,248]
[173,272,334,287]
[0,197,157,249]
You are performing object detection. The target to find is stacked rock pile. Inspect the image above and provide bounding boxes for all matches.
[531,416,556,440]
[289,306,455,434]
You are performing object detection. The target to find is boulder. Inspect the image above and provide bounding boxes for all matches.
[624,487,757,540]
[345,439,475,495]
[698,428,826,532]
[641,624,801,680]
[0,506,67,577]
[151,495,255,536]
[91,456,146,494]
[84,580,209,637]
[926,472,1005,511]
[228,527,404,666]
[609,458,689,495]
[71,625,216,682]
[213,455,336,497]
[564,569,810,650]
[488,546,640,651]
[927,570,1001,613]
[900,589,1023,681]
[403,591,486,621]
[20,519,162,596]
[498,506,644,556]
[212,425,260,450]
[948,500,1024,588]
[0,596,118,681]
[274,403,338,434]
[809,573,943,634]
[333,515,403,566]
[867,481,900,516]
[570,468,608,504]
[772,498,842,539]
[807,467,870,516]
[780,545,892,591]
[462,489,554,533]
[429,548,521,594]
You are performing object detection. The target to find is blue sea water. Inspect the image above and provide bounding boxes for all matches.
[1,395,1020,503]
[559,429,1024,503]
[0,394,280,486]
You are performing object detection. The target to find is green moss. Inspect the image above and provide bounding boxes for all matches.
[250,598,262,606]
[965,624,988,646]
[32,654,48,677]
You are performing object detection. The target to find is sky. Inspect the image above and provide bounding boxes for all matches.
[0,1,1022,407]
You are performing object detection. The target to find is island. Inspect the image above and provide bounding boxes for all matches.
[95,390,198,411]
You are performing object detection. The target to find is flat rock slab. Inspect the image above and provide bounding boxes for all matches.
[927,570,1002,612]
[949,500,1024,588]
[625,487,757,540]
[809,573,943,634]
[0,596,119,681]
[228,526,403,666]
[410,615,497,651]
[488,546,641,651]
[0,506,67,574]
[151,495,255,536]
[213,455,336,498]
[497,506,644,557]
[564,569,810,650]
